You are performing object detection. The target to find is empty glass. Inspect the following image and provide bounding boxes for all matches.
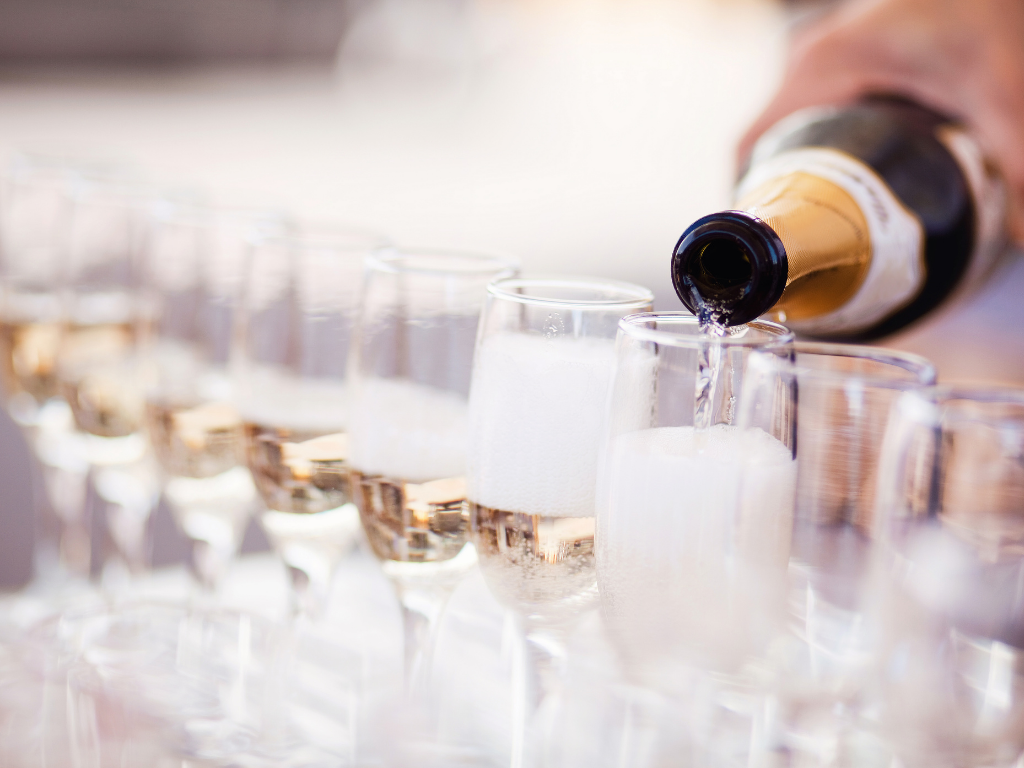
[142,202,280,592]
[347,248,517,693]
[870,387,1024,768]
[465,276,653,768]
[750,343,936,763]
[235,225,387,618]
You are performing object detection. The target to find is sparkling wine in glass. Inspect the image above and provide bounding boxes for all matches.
[141,202,283,591]
[55,174,161,583]
[593,313,800,764]
[597,314,796,682]
[0,154,126,580]
[235,224,387,618]
[348,248,517,693]
[465,276,652,768]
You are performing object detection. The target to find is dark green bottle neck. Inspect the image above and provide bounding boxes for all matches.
[671,210,788,326]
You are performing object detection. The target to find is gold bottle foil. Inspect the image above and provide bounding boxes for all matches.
[737,171,872,321]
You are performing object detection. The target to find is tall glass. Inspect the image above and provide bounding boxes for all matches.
[595,313,793,766]
[870,387,1024,768]
[597,314,795,678]
[465,276,653,768]
[142,203,281,592]
[0,156,94,579]
[235,225,386,618]
[348,248,517,692]
[55,174,159,582]
[751,343,936,762]
[0,158,73,425]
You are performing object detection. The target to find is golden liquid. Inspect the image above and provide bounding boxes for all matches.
[352,472,468,564]
[470,503,598,615]
[0,319,62,404]
[146,400,245,479]
[58,322,139,438]
[244,423,351,514]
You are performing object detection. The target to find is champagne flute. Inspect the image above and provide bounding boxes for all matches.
[597,314,795,679]
[0,155,111,580]
[235,224,387,618]
[748,343,936,763]
[595,313,793,766]
[347,248,517,693]
[142,202,281,592]
[870,387,1024,768]
[55,174,159,583]
[0,156,73,426]
[465,276,653,768]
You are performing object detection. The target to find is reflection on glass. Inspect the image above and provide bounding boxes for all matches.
[142,202,279,590]
[235,224,387,617]
[466,276,652,768]
[347,248,517,695]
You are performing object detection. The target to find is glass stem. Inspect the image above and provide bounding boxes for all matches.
[92,456,160,581]
[34,434,91,579]
[284,547,338,620]
[189,536,236,594]
[103,497,153,576]
[510,616,568,768]
[392,580,456,697]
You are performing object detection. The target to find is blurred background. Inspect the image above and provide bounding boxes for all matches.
[0,0,1022,572]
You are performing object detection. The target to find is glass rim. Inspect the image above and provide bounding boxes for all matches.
[488,275,654,309]
[742,341,937,389]
[618,311,793,348]
[367,246,519,276]
[900,385,1024,424]
[787,341,938,387]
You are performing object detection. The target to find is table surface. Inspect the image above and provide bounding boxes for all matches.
[0,543,628,763]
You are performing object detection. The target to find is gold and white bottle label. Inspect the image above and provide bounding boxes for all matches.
[737,146,926,335]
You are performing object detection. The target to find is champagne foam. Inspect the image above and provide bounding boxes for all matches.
[467,332,617,517]
[597,424,796,674]
[238,372,348,433]
[348,378,468,482]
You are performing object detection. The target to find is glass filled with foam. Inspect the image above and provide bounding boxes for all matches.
[346,247,517,692]
[595,313,795,767]
[465,275,652,765]
[597,313,795,684]
[233,223,389,618]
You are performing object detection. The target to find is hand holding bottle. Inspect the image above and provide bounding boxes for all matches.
[739,0,1024,243]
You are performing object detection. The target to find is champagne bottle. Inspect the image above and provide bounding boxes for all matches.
[671,99,1006,338]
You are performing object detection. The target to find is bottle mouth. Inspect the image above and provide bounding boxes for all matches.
[671,210,788,326]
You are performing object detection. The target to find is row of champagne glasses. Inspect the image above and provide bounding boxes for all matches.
[5,150,1024,767]
[0,156,161,586]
